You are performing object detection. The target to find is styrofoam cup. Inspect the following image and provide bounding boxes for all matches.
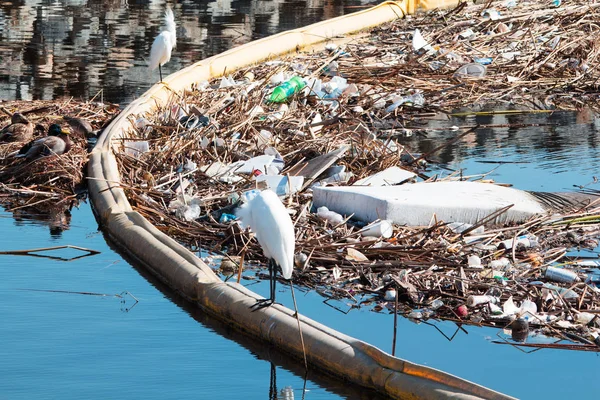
[360,220,393,238]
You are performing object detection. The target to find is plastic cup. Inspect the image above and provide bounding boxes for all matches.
[384,288,397,301]
[360,220,393,238]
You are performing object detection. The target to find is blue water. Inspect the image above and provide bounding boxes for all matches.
[3,1,600,399]
[406,110,600,193]
[0,205,374,399]
[3,197,599,399]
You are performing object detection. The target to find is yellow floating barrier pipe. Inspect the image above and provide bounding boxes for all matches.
[88,1,517,399]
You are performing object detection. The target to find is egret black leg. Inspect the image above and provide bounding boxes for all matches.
[270,259,277,303]
[269,362,277,400]
[159,64,163,82]
[250,258,276,310]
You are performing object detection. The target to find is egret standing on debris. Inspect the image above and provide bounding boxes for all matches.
[149,6,176,82]
[236,189,295,308]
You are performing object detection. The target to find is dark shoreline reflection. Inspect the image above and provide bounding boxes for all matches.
[0,0,373,105]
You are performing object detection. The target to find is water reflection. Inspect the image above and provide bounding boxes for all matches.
[6,198,75,238]
[400,109,600,191]
[0,203,378,400]
[0,0,371,104]
[116,237,386,400]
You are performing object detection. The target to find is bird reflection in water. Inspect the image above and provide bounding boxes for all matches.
[269,362,298,400]
[9,200,74,239]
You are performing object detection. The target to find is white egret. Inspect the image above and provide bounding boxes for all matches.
[236,189,295,308]
[149,6,176,82]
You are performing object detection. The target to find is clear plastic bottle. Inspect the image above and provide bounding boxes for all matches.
[543,266,580,283]
[407,310,423,319]
[385,93,425,112]
[542,282,579,299]
[429,299,444,310]
[498,234,539,250]
[269,76,306,103]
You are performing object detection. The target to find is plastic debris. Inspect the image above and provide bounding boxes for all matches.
[474,57,493,65]
[412,28,433,53]
[219,75,237,88]
[269,76,306,103]
[384,288,397,301]
[219,213,237,223]
[316,206,344,225]
[498,234,539,250]
[468,255,482,268]
[255,175,304,196]
[111,0,600,347]
[454,63,487,78]
[543,266,580,284]
[481,9,501,20]
[360,220,393,238]
[124,140,150,157]
[229,155,275,175]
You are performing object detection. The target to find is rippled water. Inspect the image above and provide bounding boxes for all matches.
[0,205,388,399]
[0,0,371,104]
[2,1,600,400]
[401,109,600,192]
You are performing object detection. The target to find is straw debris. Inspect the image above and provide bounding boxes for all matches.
[117,0,600,350]
[0,98,120,211]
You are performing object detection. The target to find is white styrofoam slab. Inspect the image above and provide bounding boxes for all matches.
[313,181,547,226]
[353,166,416,186]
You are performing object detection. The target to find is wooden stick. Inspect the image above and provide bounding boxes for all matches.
[0,245,100,255]
[290,280,308,372]
[392,286,399,357]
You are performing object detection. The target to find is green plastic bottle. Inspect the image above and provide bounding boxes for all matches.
[269,76,306,103]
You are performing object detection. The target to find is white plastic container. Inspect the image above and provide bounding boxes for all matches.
[498,234,539,250]
[467,295,498,307]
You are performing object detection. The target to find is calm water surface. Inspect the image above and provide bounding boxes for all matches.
[404,109,600,193]
[2,2,600,400]
[0,204,379,400]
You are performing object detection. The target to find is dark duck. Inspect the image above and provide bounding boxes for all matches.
[16,124,72,160]
[0,113,35,142]
[63,115,94,138]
